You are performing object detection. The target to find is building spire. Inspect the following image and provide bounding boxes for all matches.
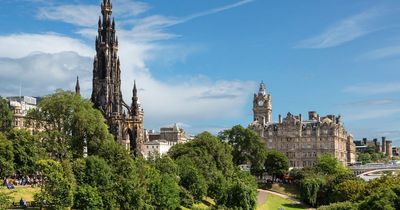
[259,80,266,95]
[75,76,81,96]
[131,80,139,116]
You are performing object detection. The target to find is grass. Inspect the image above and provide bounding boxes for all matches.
[257,193,306,210]
[0,186,40,203]
[261,183,301,198]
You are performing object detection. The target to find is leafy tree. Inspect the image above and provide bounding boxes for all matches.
[299,176,326,207]
[357,153,371,164]
[317,201,358,210]
[0,133,14,177]
[0,191,12,210]
[358,187,397,210]
[152,155,178,176]
[0,96,12,133]
[333,179,365,202]
[223,180,257,209]
[264,150,289,181]
[314,153,347,175]
[219,170,258,209]
[8,129,45,175]
[150,173,180,209]
[218,125,267,175]
[72,156,116,209]
[177,158,207,201]
[73,185,103,210]
[27,90,112,161]
[35,159,75,210]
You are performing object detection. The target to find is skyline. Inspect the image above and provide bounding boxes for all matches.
[1,0,400,145]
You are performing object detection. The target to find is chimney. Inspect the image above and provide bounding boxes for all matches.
[278,114,282,123]
[299,114,302,122]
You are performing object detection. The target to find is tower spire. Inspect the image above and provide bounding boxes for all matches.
[75,76,80,96]
[259,80,266,95]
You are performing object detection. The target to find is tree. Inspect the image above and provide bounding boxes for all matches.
[73,185,103,210]
[72,156,116,209]
[314,153,347,175]
[8,129,45,175]
[218,171,258,209]
[317,202,358,210]
[218,125,267,175]
[299,176,326,207]
[333,179,365,202]
[0,191,11,210]
[150,173,180,209]
[0,133,14,177]
[177,158,207,201]
[27,90,112,161]
[357,153,371,164]
[0,96,12,133]
[35,159,75,210]
[264,150,289,181]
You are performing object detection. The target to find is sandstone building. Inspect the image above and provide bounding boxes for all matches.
[7,96,39,132]
[249,82,356,167]
[354,137,393,158]
[91,0,145,154]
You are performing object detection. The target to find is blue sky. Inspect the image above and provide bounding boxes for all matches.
[1,0,400,144]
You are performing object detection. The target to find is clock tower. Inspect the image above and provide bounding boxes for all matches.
[252,81,272,124]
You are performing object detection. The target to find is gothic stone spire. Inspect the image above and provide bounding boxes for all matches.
[75,76,80,96]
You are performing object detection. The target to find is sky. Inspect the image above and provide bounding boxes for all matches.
[1,0,400,145]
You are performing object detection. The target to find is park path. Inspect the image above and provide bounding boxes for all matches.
[257,189,315,210]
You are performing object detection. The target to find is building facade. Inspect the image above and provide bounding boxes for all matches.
[148,124,189,145]
[353,137,393,158]
[142,140,173,159]
[7,96,38,131]
[91,0,145,154]
[249,82,356,167]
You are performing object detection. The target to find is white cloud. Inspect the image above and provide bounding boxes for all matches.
[0,0,256,134]
[38,0,150,27]
[38,5,99,27]
[0,52,91,97]
[0,33,93,58]
[360,45,400,60]
[343,83,400,95]
[296,8,385,49]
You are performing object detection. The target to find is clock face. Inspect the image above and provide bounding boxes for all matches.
[258,100,264,106]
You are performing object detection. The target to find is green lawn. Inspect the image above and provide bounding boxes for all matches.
[257,193,306,210]
[0,186,40,203]
[261,183,301,198]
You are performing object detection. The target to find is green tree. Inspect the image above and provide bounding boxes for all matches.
[299,176,326,207]
[8,129,45,175]
[150,173,180,209]
[333,179,365,202]
[35,159,75,210]
[73,185,103,210]
[218,170,258,209]
[317,202,358,210]
[0,96,12,133]
[0,191,12,210]
[314,153,347,175]
[0,133,14,177]
[27,90,112,161]
[357,153,371,164]
[264,150,289,181]
[218,125,267,175]
[177,158,207,201]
